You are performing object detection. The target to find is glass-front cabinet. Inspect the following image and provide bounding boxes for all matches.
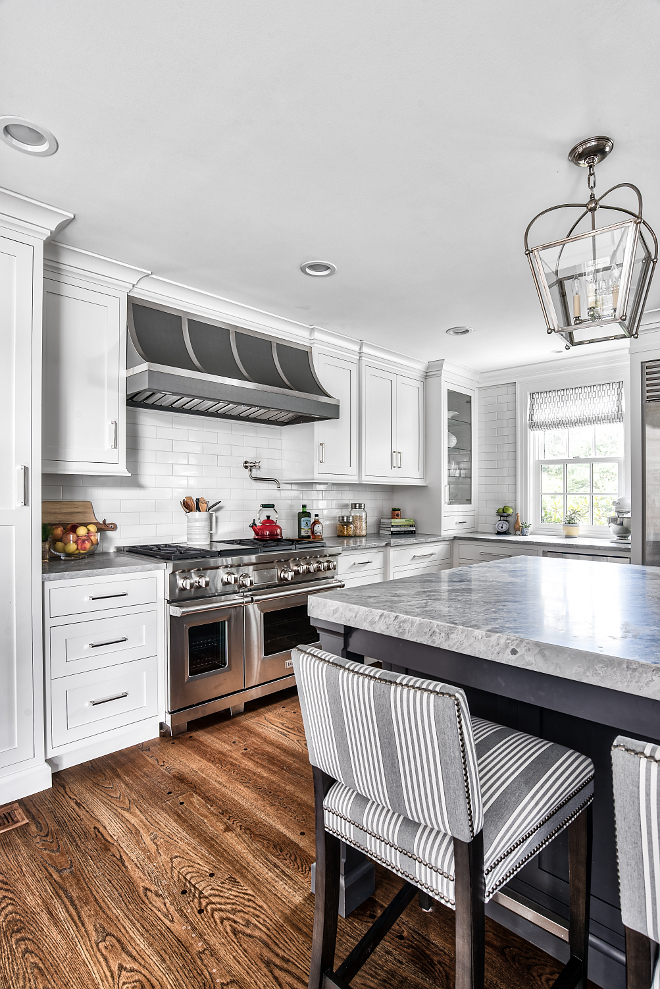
[446,388,473,507]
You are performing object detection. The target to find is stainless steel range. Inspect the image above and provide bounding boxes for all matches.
[123,539,343,734]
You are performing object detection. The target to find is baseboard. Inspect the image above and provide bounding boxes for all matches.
[0,761,52,804]
[46,717,162,771]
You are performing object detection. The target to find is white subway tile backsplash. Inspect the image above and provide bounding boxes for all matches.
[478,382,516,530]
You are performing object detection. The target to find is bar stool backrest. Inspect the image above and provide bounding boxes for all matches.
[293,646,483,842]
[612,735,660,944]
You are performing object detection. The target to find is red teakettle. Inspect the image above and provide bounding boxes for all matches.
[250,504,283,541]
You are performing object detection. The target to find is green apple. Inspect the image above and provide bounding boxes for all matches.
[496,508,503,514]
[502,506,513,514]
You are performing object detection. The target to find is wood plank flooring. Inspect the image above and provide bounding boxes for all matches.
[0,690,597,989]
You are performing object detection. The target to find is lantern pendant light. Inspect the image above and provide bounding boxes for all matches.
[524,137,658,348]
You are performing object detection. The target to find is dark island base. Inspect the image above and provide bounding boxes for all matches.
[312,617,660,989]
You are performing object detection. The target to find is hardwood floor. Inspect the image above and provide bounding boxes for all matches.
[0,690,597,989]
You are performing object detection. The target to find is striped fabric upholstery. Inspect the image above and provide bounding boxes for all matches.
[612,736,660,986]
[324,717,594,905]
[293,646,482,842]
[294,645,594,907]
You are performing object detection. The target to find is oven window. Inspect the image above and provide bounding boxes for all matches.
[187,621,228,677]
[263,605,318,657]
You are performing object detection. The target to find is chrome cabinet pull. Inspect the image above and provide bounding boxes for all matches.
[479,551,511,559]
[110,420,118,449]
[319,442,325,464]
[89,592,128,601]
[351,560,373,566]
[397,451,402,468]
[456,521,467,525]
[412,552,434,560]
[91,691,128,706]
[16,465,28,506]
[89,637,128,649]
[391,450,396,469]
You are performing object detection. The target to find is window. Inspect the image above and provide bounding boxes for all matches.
[537,423,623,526]
[528,380,624,530]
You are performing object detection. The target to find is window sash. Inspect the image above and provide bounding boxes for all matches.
[537,456,622,526]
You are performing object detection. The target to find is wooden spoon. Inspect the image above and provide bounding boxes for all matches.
[199,497,208,512]
[183,496,196,513]
[180,499,190,513]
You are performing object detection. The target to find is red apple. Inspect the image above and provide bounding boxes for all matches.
[51,525,64,540]
[77,536,92,553]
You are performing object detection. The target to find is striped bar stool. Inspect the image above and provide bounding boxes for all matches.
[612,736,660,989]
[293,645,594,989]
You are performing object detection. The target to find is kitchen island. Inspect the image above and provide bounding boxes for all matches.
[308,556,660,989]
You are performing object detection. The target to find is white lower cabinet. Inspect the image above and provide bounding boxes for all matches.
[338,548,386,584]
[455,541,540,566]
[44,570,165,771]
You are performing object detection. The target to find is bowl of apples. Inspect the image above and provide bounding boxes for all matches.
[49,523,101,559]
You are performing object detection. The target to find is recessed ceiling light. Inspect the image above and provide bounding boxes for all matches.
[446,325,472,336]
[0,116,58,156]
[300,260,336,277]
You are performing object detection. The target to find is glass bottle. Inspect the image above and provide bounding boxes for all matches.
[311,514,323,540]
[337,515,354,537]
[351,502,367,536]
[298,504,312,539]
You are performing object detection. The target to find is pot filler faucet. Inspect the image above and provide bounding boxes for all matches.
[243,460,281,489]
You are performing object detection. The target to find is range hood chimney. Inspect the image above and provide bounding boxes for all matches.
[126,300,339,425]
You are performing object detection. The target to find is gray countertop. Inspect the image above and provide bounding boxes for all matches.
[308,556,659,700]
[457,531,631,553]
[323,533,451,550]
[42,553,166,581]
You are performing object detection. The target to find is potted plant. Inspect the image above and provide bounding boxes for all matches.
[519,521,532,536]
[563,509,583,538]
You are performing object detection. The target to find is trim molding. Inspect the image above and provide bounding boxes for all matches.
[44,242,149,290]
[0,187,73,241]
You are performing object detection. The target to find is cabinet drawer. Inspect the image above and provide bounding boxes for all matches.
[338,571,384,588]
[443,514,475,533]
[544,551,630,563]
[456,541,539,564]
[50,656,158,748]
[392,562,451,580]
[50,610,158,678]
[390,542,451,569]
[338,549,386,576]
[48,575,158,618]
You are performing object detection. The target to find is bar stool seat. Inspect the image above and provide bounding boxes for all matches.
[324,716,594,908]
[294,646,595,989]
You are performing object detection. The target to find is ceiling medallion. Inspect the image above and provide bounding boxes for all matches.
[524,136,657,348]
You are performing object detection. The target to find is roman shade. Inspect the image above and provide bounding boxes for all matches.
[528,381,624,432]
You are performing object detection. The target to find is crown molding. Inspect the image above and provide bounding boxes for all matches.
[0,187,73,241]
[426,358,480,382]
[359,340,427,374]
[478,342,630,387]
[310,324,361,354]
[44,242,150,291]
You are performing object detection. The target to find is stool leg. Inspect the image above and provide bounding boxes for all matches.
[309,766,340,989]
[453,832,485,989]
[567,804,593,989]
[624,928,652,989]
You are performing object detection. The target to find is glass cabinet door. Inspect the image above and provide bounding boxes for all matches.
[446,389,472,506]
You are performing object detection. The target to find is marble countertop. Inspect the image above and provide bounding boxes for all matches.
[308,555,660,700]
[323,533,451,550]
[42,553,166,581]
[457,531,631,553]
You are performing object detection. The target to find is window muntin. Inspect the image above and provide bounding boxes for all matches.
[537,422,623,527]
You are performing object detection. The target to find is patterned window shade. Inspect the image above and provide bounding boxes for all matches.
[528,381,624,432]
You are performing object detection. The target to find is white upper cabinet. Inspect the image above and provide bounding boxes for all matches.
[282,345,359,482]
[361,363,425,483]
[42,245,148,475]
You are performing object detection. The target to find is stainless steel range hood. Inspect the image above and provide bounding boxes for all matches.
[126,300,339,424]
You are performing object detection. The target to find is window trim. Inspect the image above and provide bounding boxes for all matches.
[516,358,630,539]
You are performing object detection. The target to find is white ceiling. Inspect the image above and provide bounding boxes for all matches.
[2,0,659,371]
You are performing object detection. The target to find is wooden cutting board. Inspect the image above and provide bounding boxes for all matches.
[42,501,118,531]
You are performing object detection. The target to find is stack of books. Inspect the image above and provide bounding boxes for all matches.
[380,517,416,535]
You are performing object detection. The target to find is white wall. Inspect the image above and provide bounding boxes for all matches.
[42,408,397,550]
[477,382,516,531]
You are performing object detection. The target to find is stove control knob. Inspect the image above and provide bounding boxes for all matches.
[321,560,334,571]
[292,562,308,575]
[193,573,210,588]
[222,572,238,585]
[279,567,296,581]
[178,575,194,591]
[309,561,323,573]
[238,572,253,588]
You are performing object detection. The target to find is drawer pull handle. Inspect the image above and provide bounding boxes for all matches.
[91,691,128,707]
[456,521,467,524]
[89,637,128,649]
[351,560,373,567]
[480,552,511,559]
[89,592,129,601]
[412,553,434,560]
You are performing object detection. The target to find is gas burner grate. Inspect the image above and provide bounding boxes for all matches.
[215,538,326,552]
[123,544,222,560]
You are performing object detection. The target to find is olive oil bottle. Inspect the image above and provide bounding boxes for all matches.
[298,504,312,539]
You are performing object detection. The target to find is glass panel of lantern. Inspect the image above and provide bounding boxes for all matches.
[529,218,653,342]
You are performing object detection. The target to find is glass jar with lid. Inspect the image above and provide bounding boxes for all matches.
[337,515,354,537]
[350,502,367,536]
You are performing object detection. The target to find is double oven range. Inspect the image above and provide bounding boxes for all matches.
[124,539,343,734]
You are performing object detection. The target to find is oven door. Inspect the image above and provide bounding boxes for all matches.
[169,595,245,712]
[245,580,344,689]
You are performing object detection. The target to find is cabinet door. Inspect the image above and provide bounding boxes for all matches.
[43,278,121,469]
[395,375,424,479]
[445,384,474,510]
[362,365,396,479]
[316,352,358,477]
[0,237,36,771]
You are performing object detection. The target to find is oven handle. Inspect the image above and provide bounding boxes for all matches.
[168,593,247,617]
[250,579,345,604]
